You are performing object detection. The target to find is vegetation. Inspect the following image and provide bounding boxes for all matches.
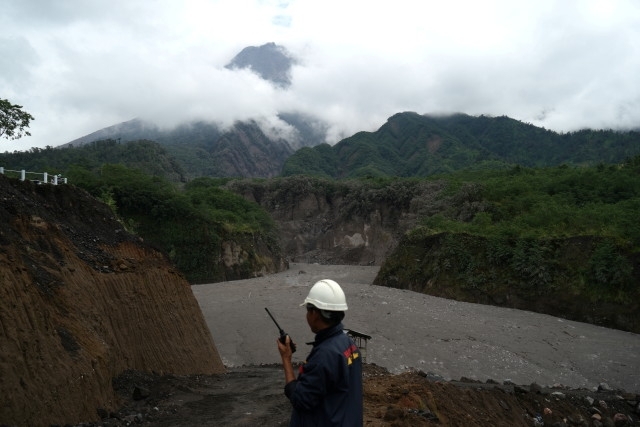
[371,157,640,331]
[1,113,638,329]
[1,151,280,283]
[1,139,187,183]
[0,139,286,282]
[230,158,640,329]
[67,163,279,283]
[240,156,640,247]
[1,98,34,140]
[4,112,638,182]
[282,112,640,179]
[418,160,640,246]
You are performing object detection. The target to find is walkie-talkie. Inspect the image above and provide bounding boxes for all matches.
[265,307,297,353]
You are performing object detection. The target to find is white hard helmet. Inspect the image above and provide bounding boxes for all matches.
[301,279,348,311]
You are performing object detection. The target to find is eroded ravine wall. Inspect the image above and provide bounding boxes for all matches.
[0,177,225,427]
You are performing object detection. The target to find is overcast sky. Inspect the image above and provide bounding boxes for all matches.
[2,0,639,152]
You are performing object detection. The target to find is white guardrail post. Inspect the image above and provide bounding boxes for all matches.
[0,167,67,185]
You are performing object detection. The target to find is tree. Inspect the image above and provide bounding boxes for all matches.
[0,98,35,140]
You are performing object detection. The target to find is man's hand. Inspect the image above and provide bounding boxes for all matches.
[277,335,293,360]
[277,335,296,384]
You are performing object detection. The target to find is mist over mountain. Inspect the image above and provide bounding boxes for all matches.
[224,42,297,88]
[53,42,640,180]
[55,43,331,178]
[53,111,640,181]
[63,119,163,148]
[59,115,328,179]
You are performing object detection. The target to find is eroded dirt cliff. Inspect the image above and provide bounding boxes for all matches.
[228,178,422,266]
[0,176,225,427]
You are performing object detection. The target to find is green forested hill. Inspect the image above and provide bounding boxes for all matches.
[0,140,286,284]
[6,111,637,181]
[0,139,187,182]
[282,112,640,178]
[55,115,325,179]
[2,126,638,330]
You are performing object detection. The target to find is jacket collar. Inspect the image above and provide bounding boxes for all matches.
[313,322,344,345]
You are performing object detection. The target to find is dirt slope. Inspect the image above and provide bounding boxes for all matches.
[0,176,225,427]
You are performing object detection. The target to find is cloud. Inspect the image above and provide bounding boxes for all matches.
[272,15,292,27]
[1,0,639,153]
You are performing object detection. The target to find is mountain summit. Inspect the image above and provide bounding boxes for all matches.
[225,42,296,88]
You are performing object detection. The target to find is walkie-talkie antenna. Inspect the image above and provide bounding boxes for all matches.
[265,307,285,335]
[265,307,297,353]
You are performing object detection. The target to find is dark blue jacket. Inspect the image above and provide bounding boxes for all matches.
[284,322,363,426]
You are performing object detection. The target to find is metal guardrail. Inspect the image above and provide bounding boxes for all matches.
[0,167,68,184]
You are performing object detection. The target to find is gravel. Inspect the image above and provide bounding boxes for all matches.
[192,263,640,393]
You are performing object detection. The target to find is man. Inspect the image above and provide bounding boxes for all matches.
[277,279,363,426]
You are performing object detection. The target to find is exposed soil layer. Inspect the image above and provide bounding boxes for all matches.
[0,176,224,427]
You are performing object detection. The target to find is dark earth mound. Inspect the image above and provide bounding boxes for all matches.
[77,364,640,426]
